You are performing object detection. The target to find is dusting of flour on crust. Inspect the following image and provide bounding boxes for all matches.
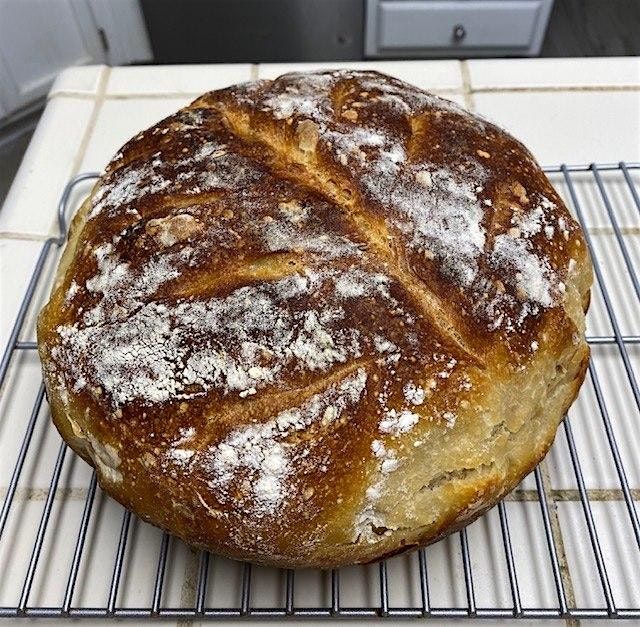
[206,368,367,516]
[54,269,394,407]
[255,71,564,331]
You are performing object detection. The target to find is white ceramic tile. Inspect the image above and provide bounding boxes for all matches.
[209,561,329,611]
[249,565,286,608]
[49,65,106,97]
[0,351,94,492]
[205,554,245,608]
[8,232,63,346]
[548,344,640,491]
[80,97,193,173]
[1,227,62,348]
[0,496,38,605]
[0,98,95,237]
[548,398,615,492]
[435,92,469,110]
[497,502,564,609]
[298,552,421,611]
[464,508,516,609]
[611,165,640,224]
[424,531,473,608]
[68,493,126,609]
[591,345,640,487]
[558,501,640,610]
[0,491,171,621]
[556,501,608,610]
[64,496,192,618]
[287,568,329,608]
[468,57,640,90]
[0,242,95,494]
[0,486,135,611]
[0,352,48,483]
[586,234,640,336]
[198,525,520,613]
[24,497,88,608]
[258,60,463,91]
[337,562,383,608]
[548,168,640,233]
[88,517,195,609]
[386,552,422,609]
[0,239,43,351]
[516,470,538,492]
[106,64,252,96]
[162,539,200,608]
[116,515,165,608]
[0,497,81,607]
[584,283,615,339]
[473,91,640,166]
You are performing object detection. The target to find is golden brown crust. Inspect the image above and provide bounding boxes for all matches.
[37,70,592,568]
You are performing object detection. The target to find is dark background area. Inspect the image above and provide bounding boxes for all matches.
[142,0,364,63]
[542,0,640,56]
[142,0,640,64]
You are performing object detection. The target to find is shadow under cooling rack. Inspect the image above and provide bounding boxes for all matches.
[0,163,639,620]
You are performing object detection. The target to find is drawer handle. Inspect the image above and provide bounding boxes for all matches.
[452,24,466,42]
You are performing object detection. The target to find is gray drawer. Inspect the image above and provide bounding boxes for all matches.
[365,0,554,58]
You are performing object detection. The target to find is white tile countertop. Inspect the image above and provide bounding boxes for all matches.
[1,58,640,626]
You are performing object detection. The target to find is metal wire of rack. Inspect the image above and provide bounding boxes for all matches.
[0,163,639,620]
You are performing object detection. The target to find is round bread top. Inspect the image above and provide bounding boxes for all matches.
[39,71,587,562]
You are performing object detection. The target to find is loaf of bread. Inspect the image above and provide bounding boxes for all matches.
[37,70,592,568]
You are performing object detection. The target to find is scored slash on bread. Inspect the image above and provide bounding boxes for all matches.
[37,70,592,568]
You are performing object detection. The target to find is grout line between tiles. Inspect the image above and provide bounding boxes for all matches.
[471,84,640,94]
[179,547,200,612]
[23,67,111,241]
[0,486,90,501]
[0,85,108,241]
[0,232,51,242]
[47,91,98,101]
[69,66,110,177]
[90,85,640,98]
[459,60,475,112]
[586,226,640,235]
[4,484,639,503]
[540,459,577,614]
[96,92,203,101]
[48,87,466,100]
[429,87,465,95]
[508,488,640,501]
[250,63,259,80]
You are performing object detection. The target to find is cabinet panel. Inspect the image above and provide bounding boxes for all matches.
[365,0,555,58]
[378,1,541,50]
[0,0,102,111]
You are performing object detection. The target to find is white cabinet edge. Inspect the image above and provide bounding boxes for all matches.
[87,0,153,66]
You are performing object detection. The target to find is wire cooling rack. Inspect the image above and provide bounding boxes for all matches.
[1,163,639,621]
